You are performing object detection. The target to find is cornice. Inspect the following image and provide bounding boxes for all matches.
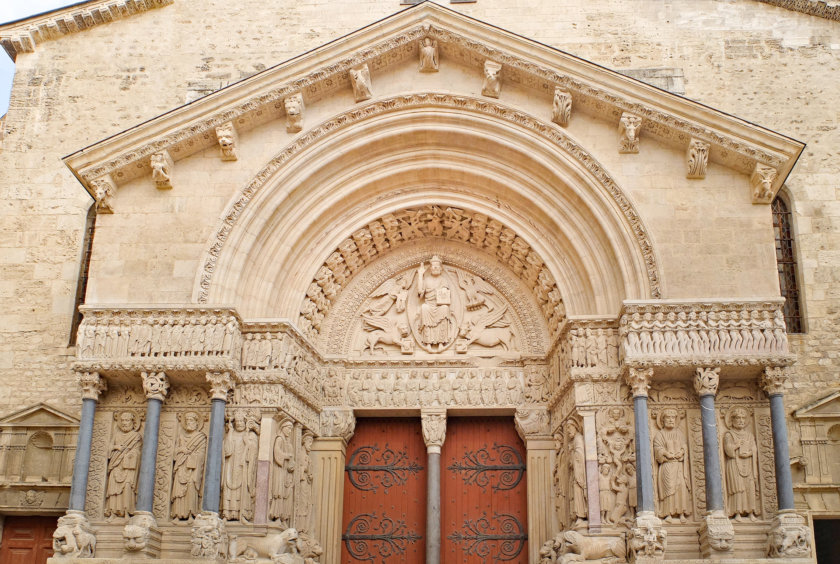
[0,0,173,60]
[62,3,804,203]
[755,0,840,21]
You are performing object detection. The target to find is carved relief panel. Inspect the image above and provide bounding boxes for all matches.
[350,257,520,358]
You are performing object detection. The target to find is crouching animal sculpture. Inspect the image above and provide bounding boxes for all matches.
[540,530,625,564]
[52,513,96,558]
[229,527,322,564]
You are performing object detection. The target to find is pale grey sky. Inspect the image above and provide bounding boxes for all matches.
[1,1,80,115]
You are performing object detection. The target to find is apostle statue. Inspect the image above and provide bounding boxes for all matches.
[104,411,142,518]
[565,419,588,527]
[170,411,207,520]
[653,408,691,522]
[416,256,453,352]
[270,420,296,526]
[723,407,759,520]
[294,432,315,533]
[222,410,259,522]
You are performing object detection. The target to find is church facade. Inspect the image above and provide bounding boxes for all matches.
[0,1,839,563]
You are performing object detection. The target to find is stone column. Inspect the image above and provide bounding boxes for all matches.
[123,371,169,558]
[421,409,446,564]
[52,372,106,560]
[314,408,356,564]
[190,371,234,560]
[760,367,813,559]
[624,367,666,563]
[514,408,553,564]
[694,367,734,558]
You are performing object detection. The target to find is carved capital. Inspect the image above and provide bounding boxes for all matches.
[619,112,642,153]
[767,511,812,558]
[751,162,778,204]
[52,510,96,559]
[628,511,666,562]
[190,511,228,559]
[760,366,789,396]
[421,409,447,453]
[206,371,234,401]
[284,93,305,133]
[687,138,710,179]
[89,175,116,214]
[78,371,107,401]
[626,367,653,397]
[150,150,173,190]
[514,407,550,440]
[215,122,238,161]
[482,60,502,98]
[551,87,572,127]
[140,371,169,401]
[320,407,356,442]
[694,367,720,397]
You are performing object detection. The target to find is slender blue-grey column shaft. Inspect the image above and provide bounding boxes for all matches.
[633,395,655,513]
[426,451,441,564]
[69,397,97,512]
[699,394,724,512]
[135,397,162,513]
[202,398,227,512]
[769,394,795,511]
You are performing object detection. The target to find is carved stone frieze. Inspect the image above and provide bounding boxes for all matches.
[514,407,550,440]
[215,122,239,161]
[150,149,173,190]
[618,113,642,154]
[342,367,525,409]
[196,94,662,304]
[551,87,572,127]
[284,93,304,133]
[74,306,242,374]
[233,384,320,432]
[89,175,116,214]
[687,138,710,179]
[620,300,793,367]
[482,60,502,98]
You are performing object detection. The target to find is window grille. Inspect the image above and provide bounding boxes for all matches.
[771,196,802,333]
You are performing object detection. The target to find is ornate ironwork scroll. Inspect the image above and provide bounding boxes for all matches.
[342,513,422,562]
[447,443,525,491]
[447,512,527,562]
[346,444,423,492]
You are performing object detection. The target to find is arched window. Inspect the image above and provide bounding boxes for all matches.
[772,196,803,333]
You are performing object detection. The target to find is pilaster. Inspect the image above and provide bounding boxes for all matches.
[515,407,553,564]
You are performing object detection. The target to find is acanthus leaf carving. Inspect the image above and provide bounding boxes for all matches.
[551,87,572,127]
[751,162,778,204]
[693,367,720,397]
[760,366,789,396]
[625,367,653,398]
[78,371,107,401]
[206,371,234,401]
[687,138,710,179]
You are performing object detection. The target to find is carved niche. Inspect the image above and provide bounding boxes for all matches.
[351,256,520,357]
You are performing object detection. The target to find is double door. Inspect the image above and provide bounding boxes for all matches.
[0,516,56,564]
[342,417,527,563]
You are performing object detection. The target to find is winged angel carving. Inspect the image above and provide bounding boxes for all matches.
[358,257,516,355]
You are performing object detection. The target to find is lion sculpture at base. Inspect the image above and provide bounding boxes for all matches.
[539,530,625,564]
[229,527,322,564]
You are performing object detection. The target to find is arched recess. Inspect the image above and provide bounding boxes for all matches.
[194,93,661,330]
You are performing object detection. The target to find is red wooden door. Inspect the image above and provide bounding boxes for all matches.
[342,418,426,564]
[0,516,56,564]
[442,417,528,563]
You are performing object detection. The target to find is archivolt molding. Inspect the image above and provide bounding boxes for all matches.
[64,6,801,203]
[321,239,550,357]
[194,93,662,306]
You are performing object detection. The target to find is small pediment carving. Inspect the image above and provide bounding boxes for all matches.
[794,391,840,420]
[0,403,79,427]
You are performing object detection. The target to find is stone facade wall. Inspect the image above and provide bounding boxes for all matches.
[0,0,837,432]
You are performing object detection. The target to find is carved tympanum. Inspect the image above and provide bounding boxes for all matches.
[355,257,517,356]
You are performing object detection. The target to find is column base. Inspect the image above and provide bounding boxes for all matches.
[51,510,97,559]
[122,512,161,558]
[699,511,735,558]
[628,511,666,563]
[767,509,812,559]
[190,511,229,560]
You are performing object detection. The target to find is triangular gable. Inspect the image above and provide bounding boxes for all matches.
[794,391,840,420]
[62,1,804,209]
[0,403,80,427]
